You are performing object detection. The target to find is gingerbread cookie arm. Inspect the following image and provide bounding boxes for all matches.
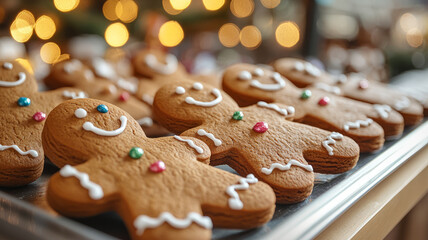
[47,160,118,217]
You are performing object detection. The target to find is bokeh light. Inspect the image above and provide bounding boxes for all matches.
[105,22,129,47]
[203,0,225,11]
[239,25,261,49]
[10,10,35,43]
[158,21,184,47]
[15,58,33,74]
[230,0,254,18]
[169,0,192,11]
[218,23,240,47]
[103,0,119,21]
[40,42,61,64]
[406,28,423,48]
[35,15,56,40]
[275,21,300,48]
[260,0,281,8]
[116,0,138,23]
[399,13,418,32]
[53,0,80,12]
[163,0,183,15]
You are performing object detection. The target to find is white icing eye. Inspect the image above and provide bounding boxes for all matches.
[74,108,87,118]
[238,71,252,80]
[253,68,264,77]
[144,54,157,65]
[176,86,185,94]
[294,62,304,71]
[3,62,13,69]
[192,82,203,90]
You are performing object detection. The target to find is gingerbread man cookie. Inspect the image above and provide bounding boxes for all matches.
[43,99,275,240]
[0,60,85,186]
[153,80,360,203]
[45,59,166,136]
[272,58,424,126]
[222,64,406,152]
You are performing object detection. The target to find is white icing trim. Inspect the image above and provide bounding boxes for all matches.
[250,72,286,91]
[292,62,321,77]
[261,160,313,175]
[226,174,258,210]
[59,165,103,200]
[322,132,343,156]
[117,78,137,94]
[197,129,222,146]
[63,59,83,74]
[142,94,154,105]
[293,62,304,71]
[74,108,87,118]
[0,144,38,157]
[393,96,410,111]
[173,135,204,154]
[253,68,264,77]
[134,212,212,236]
[63,90,87,99]
[343,118,373,131]
[373,104,392,119]
[313,82,341,95]
[91,58,116,80]
[137,117,153,127]
[192,82,203,90]
[0,72,26,87]
[185,88,222,107]
[257,101,295,116]
[238,70,252,80]
[335,74,348,84]
[3,62,13,69]
[83,116,127,136]
[144,53,178,75]
[175,86,185,95]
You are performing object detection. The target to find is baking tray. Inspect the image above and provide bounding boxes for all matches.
[1,119,427,240]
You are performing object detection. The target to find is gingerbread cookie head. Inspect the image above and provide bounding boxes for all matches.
[153,80,239,133]
[132,48,187,78]
[44,98,276,239]
[272,58,335,88]
[0,60,38,97]
[47,59,95,89]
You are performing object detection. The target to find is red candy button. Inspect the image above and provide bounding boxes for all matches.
[32,112,46,122]
[253,122,268,133]
[359,79,369,89]
[318,96,330,106]
[119,92,130,102]
[149,161,166,173]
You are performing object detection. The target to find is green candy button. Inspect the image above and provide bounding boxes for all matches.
[232,111,244,120]
[129,147,144,159]
[301,89,312,99]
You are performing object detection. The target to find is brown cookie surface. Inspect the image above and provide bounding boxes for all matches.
[45,59,167,136]
[0,60,84,186]
[222,64,406,151]
[153,80,360,203]
[273,58,424,126]
[43,99,276,240]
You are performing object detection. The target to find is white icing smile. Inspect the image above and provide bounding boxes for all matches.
[144,53,178,75]
[0,62,26,87]
[83,116,127,136]
[185,87,223,107]
[238,69,286,91]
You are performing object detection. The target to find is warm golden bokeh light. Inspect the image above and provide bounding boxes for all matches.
[163,0,183,15]
[406,28,423,48]
[56,54,71,63]
[116,0,138,23]
[10,10,35,43]
[103,0,119,21]
[15,58,33,74]
[275,21,300,48]
[40,42,61,64]
[399,13,418,32]
[218,23,240,47]
[261,0,281,8]
[170,0,192,10]
[203,0,225,11]
[239,25,261,49]
[54,0,80,12]
[105,22,129,47]
[35,15,56,40]
[158,21,184,47]
[230,0,254,18]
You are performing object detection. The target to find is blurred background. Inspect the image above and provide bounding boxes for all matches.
[0,0,427,82]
